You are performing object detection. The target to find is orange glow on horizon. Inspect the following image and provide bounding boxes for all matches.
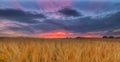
[36,30,102,38]
[37,30,73,38]
[82,35,101,38]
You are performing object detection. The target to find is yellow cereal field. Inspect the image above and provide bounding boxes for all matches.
[0,38,120,62]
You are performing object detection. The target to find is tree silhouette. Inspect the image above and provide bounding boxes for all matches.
[75,37,83,39]
[103,36,114,38]
[108,36,114,38]
[103,36,108,38]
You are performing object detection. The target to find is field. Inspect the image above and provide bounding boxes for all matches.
[0,38,120,62]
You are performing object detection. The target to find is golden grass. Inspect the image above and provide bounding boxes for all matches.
[0,38,120,62]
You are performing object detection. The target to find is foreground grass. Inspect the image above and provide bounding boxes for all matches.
[0,38,120,62]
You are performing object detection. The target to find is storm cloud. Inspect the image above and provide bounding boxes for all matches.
[2,9,120,37]
[58,8,82,17]
[0,9,46,23]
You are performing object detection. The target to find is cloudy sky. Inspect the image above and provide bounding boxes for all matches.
[0,0,120,38]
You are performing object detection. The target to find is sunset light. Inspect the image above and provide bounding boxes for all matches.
[37,30,72,38]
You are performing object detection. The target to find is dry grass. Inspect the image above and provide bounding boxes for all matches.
[0,38,120,62]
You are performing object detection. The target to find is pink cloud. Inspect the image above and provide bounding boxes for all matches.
[36,0,72,12]
[9,0,25,10]
[0,19,30,37]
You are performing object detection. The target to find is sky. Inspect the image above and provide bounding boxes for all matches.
[0,0,120,38]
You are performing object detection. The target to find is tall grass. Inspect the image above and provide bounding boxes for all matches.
[0,38,120,62]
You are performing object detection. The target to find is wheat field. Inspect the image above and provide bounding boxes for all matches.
[0,38,120,62]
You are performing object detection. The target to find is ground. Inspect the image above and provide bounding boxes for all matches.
[0,38,120,62]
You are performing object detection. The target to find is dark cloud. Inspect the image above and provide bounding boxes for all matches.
[98,2,120,13]
[8,25,35,34]
[58,8,82,17]
[8,19,68,34]
[0,9,46,23]
[4,18,70,36]
[104,30,120,36]
[8,11,120,36]
[64,11,120,34]
[0,8,120,37]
